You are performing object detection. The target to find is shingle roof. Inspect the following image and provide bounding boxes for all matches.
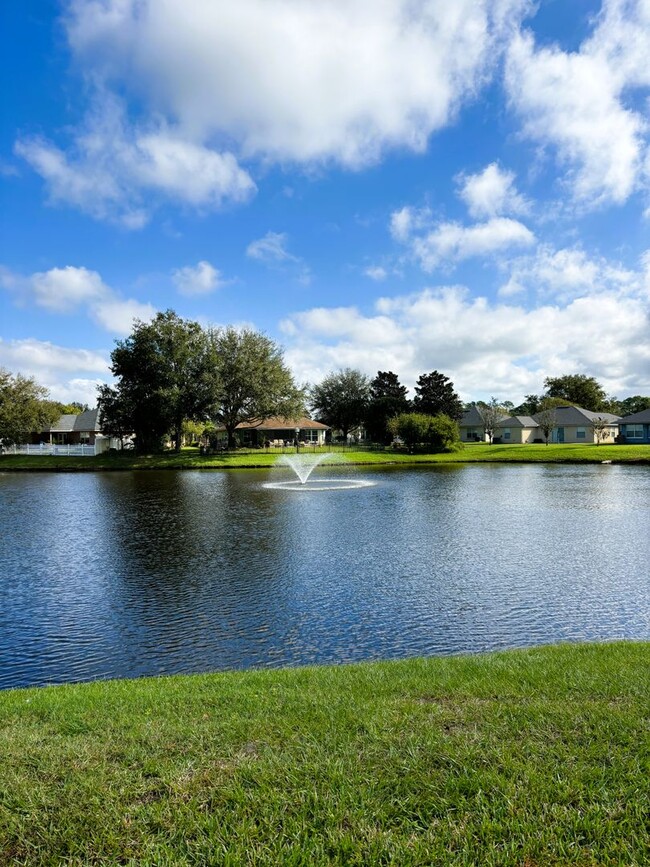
[497,415,539,428]
[232,416,329,431]
[618,408,650,424]
[533,406,620,425]
[43,408,101,433]
[460,406,485,426]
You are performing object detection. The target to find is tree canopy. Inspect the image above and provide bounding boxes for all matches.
[364,371,411,443]
[0,369,59,445]
[543,374,608,412]
[412,371,463,421]
[388,412,460,452]
[209,327,304,447]
[99,311,220,452]
[310,368,371,440]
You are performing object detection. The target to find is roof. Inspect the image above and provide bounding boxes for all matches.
[618,408,650,424]
[460,405,485,426]
[43,408,101,433]
[228,416,329,432]
[497,415,539,428]
[533,406,620,426]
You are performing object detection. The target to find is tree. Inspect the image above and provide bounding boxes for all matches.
[534,400,557,446]
[478,397,506,445]
[591,416,611,445]
[616,395,650,417]
[388,412,460,452]
[102,310,220,452]
[364,371,410,443]
[310,368,371,441]
[513,394,543,415]
[413,371,463,421]
[544,374,607,412]
[0,369,60,446]
[210,327,304,448]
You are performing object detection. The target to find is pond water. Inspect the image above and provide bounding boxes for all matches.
[0,463,648,689]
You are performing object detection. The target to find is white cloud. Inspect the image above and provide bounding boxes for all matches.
[397,216,535,271]
[1,264,157,336]
[15,92,255,227]
[247,231,296,263]
[281,277,650,401]
[0,338,111,406]
[172,261,225,296]
[499,245,644,301]
[364,266,388,281]
[29,266,109,312]
[505,0,650,209]
[61,0,531,170]
[90,298,157,335]
[457,163,528,218]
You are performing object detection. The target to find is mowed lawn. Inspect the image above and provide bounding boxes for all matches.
[0,642,648,865]
[1,441,649,471]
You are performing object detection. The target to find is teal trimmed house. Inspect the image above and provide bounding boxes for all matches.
[617,408,650,444]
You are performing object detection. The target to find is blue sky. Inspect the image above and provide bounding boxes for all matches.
[1,0,649,406]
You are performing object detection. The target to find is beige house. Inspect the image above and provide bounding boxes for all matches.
[494,406,620,444]
[496,416,540,444]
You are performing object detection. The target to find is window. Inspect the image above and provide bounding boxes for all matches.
[576,428,586,439]
[465,428,476,439]
[502,428,511,439]
[626,424,643,439]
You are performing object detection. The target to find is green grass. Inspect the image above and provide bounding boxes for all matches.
[1,441,648,471]
[1,643,648,865]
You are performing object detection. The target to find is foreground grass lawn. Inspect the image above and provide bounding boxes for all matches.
[1,643,648,865]
[1,441,649,471]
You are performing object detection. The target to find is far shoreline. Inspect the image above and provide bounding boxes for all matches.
[1,442,649,471]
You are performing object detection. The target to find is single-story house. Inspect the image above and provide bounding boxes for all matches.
[542,406,620,444]
[34,408,103,445]
[31,408,130,452]
[617,408,650,444]
[212,417,330,447]
[495,415,540,444]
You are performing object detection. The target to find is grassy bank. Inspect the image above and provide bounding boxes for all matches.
[1,642,648,865]
[1,441,649,471]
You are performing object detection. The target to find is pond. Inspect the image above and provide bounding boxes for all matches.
[0,463,648,689]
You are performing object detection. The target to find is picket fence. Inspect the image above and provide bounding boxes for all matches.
[2,443,98,457]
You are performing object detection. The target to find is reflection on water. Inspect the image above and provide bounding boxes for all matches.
[0,463,648,689]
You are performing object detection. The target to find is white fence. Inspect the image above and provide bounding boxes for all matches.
[2,443,98,457]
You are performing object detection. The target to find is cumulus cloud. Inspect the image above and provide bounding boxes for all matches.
[392,210,535,272]
[15,92,255,227]
[505,0,650,208]
[457,163,529,218]
[172,261,226,296]
[281,276,650,401]
[1,264,156,336]
[63,0,531,167]
[0,338,111,405]
[499,245,645,301]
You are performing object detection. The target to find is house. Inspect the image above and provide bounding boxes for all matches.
[476,405,621,445]
[34,408,103,446]
[540,406,620,444]
[495,415,541,444]
[617,408,650,444]
[459,405,511,442]
[212,416,329,447]
[32,408,130,452]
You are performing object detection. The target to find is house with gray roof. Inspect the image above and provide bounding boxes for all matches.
[534,406,620,444]
[495,415,541,444]
[617,408,650,444]
[34,409,103,446]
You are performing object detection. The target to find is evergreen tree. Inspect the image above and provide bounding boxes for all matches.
[412,370,463,421]
[365,371,410,443]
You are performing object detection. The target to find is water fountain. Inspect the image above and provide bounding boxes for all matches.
[263,451,375,491]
